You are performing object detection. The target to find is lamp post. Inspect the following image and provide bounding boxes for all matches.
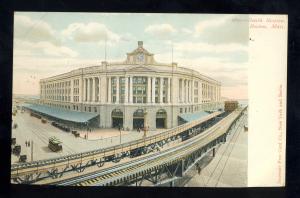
[143,108,148,138]
[118,124,122,144]
[31,140,33,162]
[85,121,88,139]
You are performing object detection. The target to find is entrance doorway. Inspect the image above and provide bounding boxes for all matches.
[156,109,167,128]
[133,109,145,129]
[111,109,123,128]
[133,118,144,129]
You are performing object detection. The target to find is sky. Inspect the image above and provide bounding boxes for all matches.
[13,12,249,99]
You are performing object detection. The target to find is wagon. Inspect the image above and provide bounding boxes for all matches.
[19,155,27,163]
[12,145,21,156]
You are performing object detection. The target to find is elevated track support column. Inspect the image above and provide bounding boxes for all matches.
[169,180,175,187]
[177,159,185,177]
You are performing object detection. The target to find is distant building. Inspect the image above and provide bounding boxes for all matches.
[38,41,222,130]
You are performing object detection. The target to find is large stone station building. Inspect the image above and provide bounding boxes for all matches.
[33,41,222,130]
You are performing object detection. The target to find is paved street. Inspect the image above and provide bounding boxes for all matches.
[11,110,165,163]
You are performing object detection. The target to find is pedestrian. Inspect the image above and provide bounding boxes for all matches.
[28,141,30,147]
[197,166,201,175]
[25,141,27,147]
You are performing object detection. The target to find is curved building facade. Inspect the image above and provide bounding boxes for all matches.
[39,41,222,130]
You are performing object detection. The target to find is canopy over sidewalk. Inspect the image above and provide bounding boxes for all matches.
[178,111,211,123]
[22,103,98,123]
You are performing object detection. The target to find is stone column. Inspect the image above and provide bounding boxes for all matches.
[190,80,193,103]
[180,79,183,103]
[190,80,192,103]
[188,80,190,103]
[171,76,178,104]
[70,79,74,103]
[98,77,101,102]
[88,78,91,102]
[159,77,163,103]
[191,79,194,104]
[116,76,119,103]
[199,81,202,104]
[129,76,133,103]
[92,77,95,102]
[147,76,151,103]
[151,77,156,103]
[125,76,129,104]
[107,77,111,103]
[210,85,212,101]
[79,78,82,103]
[184,80,188,103]
[100,76,106,104]
[83,78,86,102]
[214,86,216,101]
[167,77,171,103]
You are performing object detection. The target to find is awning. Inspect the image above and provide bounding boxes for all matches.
[178,111,211,123]
[22,103,98,123]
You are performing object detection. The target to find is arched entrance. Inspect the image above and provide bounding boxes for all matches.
[111,109,123,128]
[156,109,167,128]
[133,109,145,129]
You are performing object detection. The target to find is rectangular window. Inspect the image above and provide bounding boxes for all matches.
[137,97,143,103]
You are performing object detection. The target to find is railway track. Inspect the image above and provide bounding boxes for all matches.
[11,111,225,183]
[52,107,246,186]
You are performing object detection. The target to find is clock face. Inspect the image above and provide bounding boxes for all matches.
[137,53,144,62]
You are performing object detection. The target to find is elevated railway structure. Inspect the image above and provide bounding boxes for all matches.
[11,108,243,184]
[52,107,247,186]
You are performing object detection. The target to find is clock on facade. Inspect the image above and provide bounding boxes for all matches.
[137,53,144,62]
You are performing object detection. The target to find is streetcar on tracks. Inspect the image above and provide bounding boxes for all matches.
[48,136,63,152]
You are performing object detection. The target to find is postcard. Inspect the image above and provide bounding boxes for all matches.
[11,13,286,187]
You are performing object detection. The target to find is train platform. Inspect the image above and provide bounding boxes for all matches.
[184,111,248,187]
[11,111,165,163]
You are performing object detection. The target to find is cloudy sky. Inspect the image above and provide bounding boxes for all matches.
[13,12,249,99]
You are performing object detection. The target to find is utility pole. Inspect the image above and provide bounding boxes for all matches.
[104,34,107,62]
[171,41,173,63]
[119,126,122,144]
[143,109,147,138]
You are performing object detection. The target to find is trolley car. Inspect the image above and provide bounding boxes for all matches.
[48,137,62,152]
